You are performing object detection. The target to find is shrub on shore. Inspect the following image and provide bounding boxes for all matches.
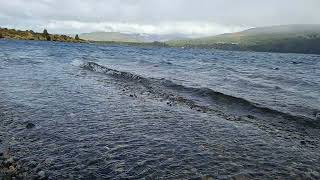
[43,29,51,41]
[0,27,84,43]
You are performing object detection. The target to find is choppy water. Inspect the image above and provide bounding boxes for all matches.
[0,39,320,179]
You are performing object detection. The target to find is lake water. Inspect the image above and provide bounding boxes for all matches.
[0,40,320,179]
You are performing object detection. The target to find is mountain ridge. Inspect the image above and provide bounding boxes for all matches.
[166,24,320,54]
[2,24,320,54]
[79,31,189,42]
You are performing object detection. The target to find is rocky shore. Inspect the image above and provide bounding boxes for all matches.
[0,147,48,180]
[0,143,24,179]
[0,117,47,180]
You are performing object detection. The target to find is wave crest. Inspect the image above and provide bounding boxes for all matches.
[82,62,319,127]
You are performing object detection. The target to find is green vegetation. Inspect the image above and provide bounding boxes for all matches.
[167,25,320,54]
[43,29,51,41]
[0,27,85,43]
[75,34,80,41]
[43,29,49,36]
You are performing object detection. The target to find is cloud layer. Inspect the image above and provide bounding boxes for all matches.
[0,0,320,35]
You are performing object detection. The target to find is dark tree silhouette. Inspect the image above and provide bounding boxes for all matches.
[43,29,51,41]
[43,29,49,36]
[75,34,80,40]
[0,33,3,38]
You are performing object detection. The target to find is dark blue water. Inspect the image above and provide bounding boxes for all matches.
[0,40,320,179]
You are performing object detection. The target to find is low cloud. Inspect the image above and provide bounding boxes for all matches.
[43,20,246,36]
[0,0,319,35]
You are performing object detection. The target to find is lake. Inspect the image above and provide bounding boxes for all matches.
[0,39,320,179]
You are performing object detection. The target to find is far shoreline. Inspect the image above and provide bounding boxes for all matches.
[2,38,320,56]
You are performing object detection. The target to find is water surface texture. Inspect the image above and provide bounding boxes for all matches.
[1,40,320,179]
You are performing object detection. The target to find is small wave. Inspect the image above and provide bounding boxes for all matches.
[82,62,319,127]
[81,62,146,82]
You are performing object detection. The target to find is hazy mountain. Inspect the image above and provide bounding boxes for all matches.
[239,24,320,35]
[79,32,189,42]
[168,24,320,46]
[167,24,320,54]
[140,33,191,42]
[79,32,142,42]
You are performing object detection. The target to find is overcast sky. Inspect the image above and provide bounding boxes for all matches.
[0,0,319,36]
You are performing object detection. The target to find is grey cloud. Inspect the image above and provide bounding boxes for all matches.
[0,0,319,35]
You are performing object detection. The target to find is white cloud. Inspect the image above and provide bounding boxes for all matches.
[44,20,246,36]
[0,0,319,35]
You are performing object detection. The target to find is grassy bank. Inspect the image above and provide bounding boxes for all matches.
[0,28,84,43]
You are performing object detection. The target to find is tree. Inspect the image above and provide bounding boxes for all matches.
[75,34,80,40]
[43,29,49,36]
[0,33,3,39]
[43,29,51,41]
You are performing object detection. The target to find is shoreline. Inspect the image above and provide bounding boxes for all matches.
[2,37,320,56]
[0,144,24,179]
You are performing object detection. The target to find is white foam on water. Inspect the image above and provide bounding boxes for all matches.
[71,59,84,67]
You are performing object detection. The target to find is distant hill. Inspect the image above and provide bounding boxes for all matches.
[80,32,142,42]
[0,27,83,43]
[79,32,188,42]
[167,24,320,54]
[3,25,320,55]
